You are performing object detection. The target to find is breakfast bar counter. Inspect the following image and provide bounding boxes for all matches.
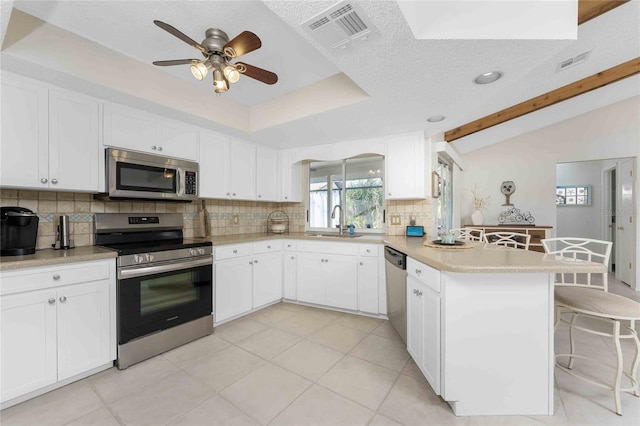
[381,236,605,417]
[383,235,606,274]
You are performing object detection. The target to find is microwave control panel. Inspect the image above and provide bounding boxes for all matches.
[185,171,197,195]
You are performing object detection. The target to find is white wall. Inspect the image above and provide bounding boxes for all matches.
[556,159,617,239]
[459,96,640,288]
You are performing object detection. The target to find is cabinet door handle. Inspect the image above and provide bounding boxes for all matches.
[267,245,271,249]
[366,249,371,253]
[415,269,422,275]
[233,250,238,254]
[51,179,58,184]
[359,261,363,266]
[157,146,163,152]
[48,298,56,305]
[284,196,288,200]
[53,274,61,281]
[41,178,48,184]
[258,195,262,198]
[59,296,67,303]
[417,290,422,297]
[617,226,625,231]
[249,261,253,265]
[152,145,157,150]
[226,192,230,196]
[254,259,258,264]
[412,289,417,295]
[388,192,392,196]
[291,256,295,260]
[232,193,237,197]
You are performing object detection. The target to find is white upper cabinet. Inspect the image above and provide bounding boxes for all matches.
[1,74,49,189]
[278,150,302,203]
[49,90,101,192]
[228,138,256,200]
[256,146,279,202]
[0,73,101,192]
[199,131,230,199]
[103,103,197,161]
[385,132,428,200]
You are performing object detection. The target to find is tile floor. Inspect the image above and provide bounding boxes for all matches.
[2,274,639,425]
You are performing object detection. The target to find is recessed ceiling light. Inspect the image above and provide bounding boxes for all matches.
[474,71,503,84]
[427,115,445,122]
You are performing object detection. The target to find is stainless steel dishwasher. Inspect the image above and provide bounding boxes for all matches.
[384,246,407,343]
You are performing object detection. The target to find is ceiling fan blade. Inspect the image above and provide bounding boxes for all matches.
[152,59,200,66]
[153,20,207,55]
[235,62,278,85]
[223,31,262,58]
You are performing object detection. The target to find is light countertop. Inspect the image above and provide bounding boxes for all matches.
[206,232,386,245]
[0,246,117,271]
[383,235,607,274]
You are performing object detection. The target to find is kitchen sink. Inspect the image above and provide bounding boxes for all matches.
[305,232,364,238]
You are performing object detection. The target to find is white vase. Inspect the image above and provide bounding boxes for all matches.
[471,210,484,226]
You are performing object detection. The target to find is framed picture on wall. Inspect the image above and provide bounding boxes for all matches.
[556,185,592,206]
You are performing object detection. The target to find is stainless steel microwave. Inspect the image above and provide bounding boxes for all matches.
[100,148,198,202]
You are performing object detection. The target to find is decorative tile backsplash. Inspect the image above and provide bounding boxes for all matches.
[0,189,429,249]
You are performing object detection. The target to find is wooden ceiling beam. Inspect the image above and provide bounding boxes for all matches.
[578,0,630,25]
[444,0,633,143]
[445,57,640,143]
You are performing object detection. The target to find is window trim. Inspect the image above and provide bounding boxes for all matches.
[305,157,386,235]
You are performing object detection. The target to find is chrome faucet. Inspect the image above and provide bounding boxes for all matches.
[330,204,344,235]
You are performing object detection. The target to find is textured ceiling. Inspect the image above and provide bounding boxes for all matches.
[3,0,640,151]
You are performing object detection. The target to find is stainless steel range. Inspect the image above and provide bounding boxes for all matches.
[94,213,213,369]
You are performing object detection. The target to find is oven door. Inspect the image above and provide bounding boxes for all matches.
[118,257,212,344]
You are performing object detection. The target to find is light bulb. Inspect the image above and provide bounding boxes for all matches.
[213,68,229,93]
[224,64,240,83]
[191,61,212,80]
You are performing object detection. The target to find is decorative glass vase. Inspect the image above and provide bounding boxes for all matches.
[471,209,484,226]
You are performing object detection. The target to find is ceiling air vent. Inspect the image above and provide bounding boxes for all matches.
[301,1,377,49]
[556,50,592,72]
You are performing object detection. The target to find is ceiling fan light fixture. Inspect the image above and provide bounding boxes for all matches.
[224,64,241,84]
[213,68,229,93]
[191,60,212,80]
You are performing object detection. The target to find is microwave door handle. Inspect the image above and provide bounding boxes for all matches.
[176,168,182,196]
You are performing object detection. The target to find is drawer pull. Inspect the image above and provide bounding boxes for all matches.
[291,256,295,260]
[233,250,238,254]
[48,298,56,305]
[59,296,67,303]
[51,179,58,184]
[416,290,422,297]
[254,259,259,264]
[41,178,48,184]
[53,274,61,281]
[267,245,271,249]
[415,269,422,275]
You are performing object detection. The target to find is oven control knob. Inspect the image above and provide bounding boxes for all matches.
[189,249,197,256]
[145,253,154,262]
[197,248,205,255]
[134,255,143,263]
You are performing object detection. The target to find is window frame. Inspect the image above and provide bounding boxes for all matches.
[305,156,386,234]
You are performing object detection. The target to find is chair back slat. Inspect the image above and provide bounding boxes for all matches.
[450,227,484,241]
[484,232,531,250]
[541,237,612,291]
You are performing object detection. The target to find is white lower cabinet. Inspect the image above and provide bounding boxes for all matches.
[215,256,253,323]
[296,251,358,311]
[357,256,379,314]
[283,252,297,300]
[214,242,283,323]
[406,258,441,396]
[252,252,283,308]
[0,259,115,406]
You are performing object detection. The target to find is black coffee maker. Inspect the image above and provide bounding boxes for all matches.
[1,207,39,256]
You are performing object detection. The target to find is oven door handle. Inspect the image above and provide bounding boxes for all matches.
[118,256,212,280]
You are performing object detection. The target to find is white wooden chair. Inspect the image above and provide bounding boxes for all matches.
[483,231,531,250]
[542,237,640,415]
[450,227,484,242]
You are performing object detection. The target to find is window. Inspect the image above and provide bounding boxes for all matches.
[308,156,384,231]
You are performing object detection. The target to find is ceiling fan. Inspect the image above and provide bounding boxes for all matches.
[152,20,278,94]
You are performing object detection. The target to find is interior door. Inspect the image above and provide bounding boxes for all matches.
[616,158,635,285]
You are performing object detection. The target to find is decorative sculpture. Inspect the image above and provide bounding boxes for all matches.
[498,207,535,225]
[501,181,516,206]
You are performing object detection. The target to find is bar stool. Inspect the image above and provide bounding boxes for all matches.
[542,237,640,415]
[484,231,531,250]
[450,227,484,241]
